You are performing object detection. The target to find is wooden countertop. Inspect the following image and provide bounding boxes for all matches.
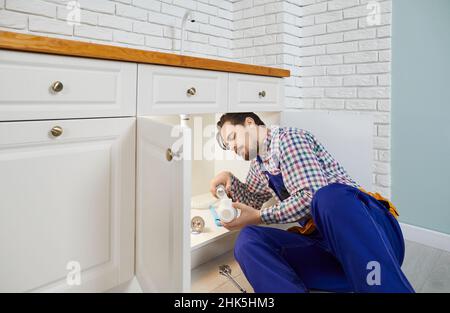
[0,31,290,78]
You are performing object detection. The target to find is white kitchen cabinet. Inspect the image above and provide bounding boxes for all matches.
[0,42,290,293]
[0,117,136,292]
[228,73,284,112]
[0,50,137,121]
[137,64,228,115]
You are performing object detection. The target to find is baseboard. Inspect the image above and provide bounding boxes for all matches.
[400,222,450,252]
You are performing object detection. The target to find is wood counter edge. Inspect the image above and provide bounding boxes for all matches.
[0,31,290,78]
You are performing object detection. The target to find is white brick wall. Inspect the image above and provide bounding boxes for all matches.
[233,0,392,196]
[303,0,392,197]
[0,0,392,196]
[0,0,234,60]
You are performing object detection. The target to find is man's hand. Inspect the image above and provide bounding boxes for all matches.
[221,202,262,231]
[210,171,232,198]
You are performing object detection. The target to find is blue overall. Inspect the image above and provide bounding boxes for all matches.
[233,156,415,293]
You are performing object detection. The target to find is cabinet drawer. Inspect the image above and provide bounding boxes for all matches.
[0,50,136,121]
[137,64,228,115]
[229,73,284,112]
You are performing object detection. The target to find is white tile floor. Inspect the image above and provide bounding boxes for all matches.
[191,250,253,293]
[191,240,450,293]
[402,241,450,293]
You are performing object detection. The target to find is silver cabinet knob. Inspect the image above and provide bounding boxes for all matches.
[191,216,205,234]
[166,148,182,161]
[50,126,63,137]
[187,87,196,96]
[51,81,64,93]
[166,148,174,161]
[259,90,266,98]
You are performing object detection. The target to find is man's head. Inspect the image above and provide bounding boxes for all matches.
[216,112,266,160]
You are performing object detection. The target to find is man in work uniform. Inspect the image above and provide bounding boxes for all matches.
[210,112,414,293]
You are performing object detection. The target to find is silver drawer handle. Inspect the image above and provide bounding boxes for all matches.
[50,126,63,137]
[166,148,174,161]
[187,87,196,96]
[166,148,182,161]
[259,90,266,98]
[51,81,64,93]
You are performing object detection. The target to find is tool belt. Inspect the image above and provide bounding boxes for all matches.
[287,187,399,236]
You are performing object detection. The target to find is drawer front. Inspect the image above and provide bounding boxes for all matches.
[229,73,284,112]
[137,64,228,115]
[0,50,136,121]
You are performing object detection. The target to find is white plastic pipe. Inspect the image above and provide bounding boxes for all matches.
[180,114,190,128]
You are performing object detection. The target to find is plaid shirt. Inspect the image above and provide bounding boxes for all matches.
[230,126,359,224]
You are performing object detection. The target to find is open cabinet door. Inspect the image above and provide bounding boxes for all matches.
[136,117,191,292]
[281,110,374,190]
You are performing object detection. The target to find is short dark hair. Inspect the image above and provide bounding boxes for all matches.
[216,112,265,150]
[217,112,265,128]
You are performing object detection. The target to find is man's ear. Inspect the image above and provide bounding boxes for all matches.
[245,117,255,126]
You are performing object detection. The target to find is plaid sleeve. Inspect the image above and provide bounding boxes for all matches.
[260,130,328,224]
[229,159,273,210]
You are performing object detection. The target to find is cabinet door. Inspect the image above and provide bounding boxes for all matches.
[229,73,284,112]
[281,110,374,190]
[136,117,191,292]
[0,118,135,292]
[137,64,228,115]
